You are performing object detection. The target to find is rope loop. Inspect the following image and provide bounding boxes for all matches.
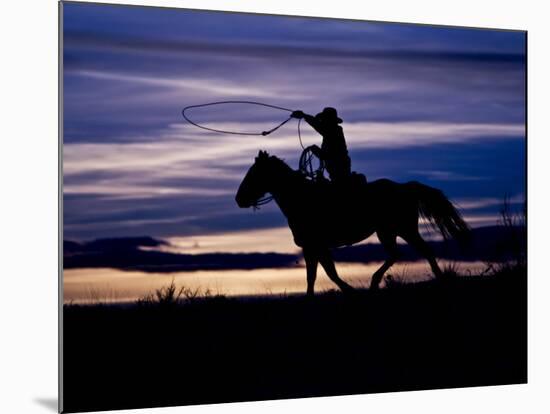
[182,101,293,136]
[181,101,326,206]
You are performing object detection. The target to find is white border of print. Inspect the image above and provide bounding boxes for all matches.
[1,1,549,413]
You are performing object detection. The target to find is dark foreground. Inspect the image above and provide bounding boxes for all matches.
[62,272,527,413]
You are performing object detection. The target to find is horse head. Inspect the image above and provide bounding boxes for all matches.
[235,150,277,208]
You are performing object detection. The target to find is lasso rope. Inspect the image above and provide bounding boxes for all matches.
[297,118,305,149]
[181,101,294,136]
[181,101,326,207]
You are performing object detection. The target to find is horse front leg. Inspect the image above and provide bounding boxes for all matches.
[370,231,399,290]
[318,249,354,293]
[303,247,319,297]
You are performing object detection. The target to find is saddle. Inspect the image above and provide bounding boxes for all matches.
[350,171,368,187]
[314,171,366,188]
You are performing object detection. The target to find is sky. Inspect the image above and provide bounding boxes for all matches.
[62,2,526,254]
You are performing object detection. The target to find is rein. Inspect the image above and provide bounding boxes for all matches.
[251,195,274,210]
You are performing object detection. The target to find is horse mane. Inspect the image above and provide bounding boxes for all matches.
[256,152,316,193]
[266,155,320,189]
[266,155,301,177]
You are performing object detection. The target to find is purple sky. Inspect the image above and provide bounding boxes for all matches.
[62,2,526,244]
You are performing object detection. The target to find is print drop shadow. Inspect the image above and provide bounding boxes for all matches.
[33,397,58,412]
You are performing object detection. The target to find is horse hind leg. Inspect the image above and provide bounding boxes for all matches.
[370,231,399,290]
[303,247,319,296]
[401,230,444,279]
[318,249,354,293]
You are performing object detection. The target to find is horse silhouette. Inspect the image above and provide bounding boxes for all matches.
[236,150,470,295]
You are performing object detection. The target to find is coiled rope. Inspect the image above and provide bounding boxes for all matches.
[299,145,326,180]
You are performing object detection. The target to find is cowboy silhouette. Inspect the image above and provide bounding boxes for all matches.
[291,107,352,183]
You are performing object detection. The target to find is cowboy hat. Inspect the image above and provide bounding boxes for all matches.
[315,107,343,124]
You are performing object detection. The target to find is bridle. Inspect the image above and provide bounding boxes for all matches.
[251,195,274,210]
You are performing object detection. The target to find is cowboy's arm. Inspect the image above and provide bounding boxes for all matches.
[291,111,323,134]
[304,114,325,135]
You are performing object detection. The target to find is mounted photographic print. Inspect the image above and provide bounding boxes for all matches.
[60,1,527,412]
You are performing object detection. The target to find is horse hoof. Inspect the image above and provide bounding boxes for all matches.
[341,286,355,295]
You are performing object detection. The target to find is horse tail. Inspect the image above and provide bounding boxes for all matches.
[409,181,471,243]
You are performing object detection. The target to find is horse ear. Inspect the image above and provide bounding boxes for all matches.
[257,150,269,160]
